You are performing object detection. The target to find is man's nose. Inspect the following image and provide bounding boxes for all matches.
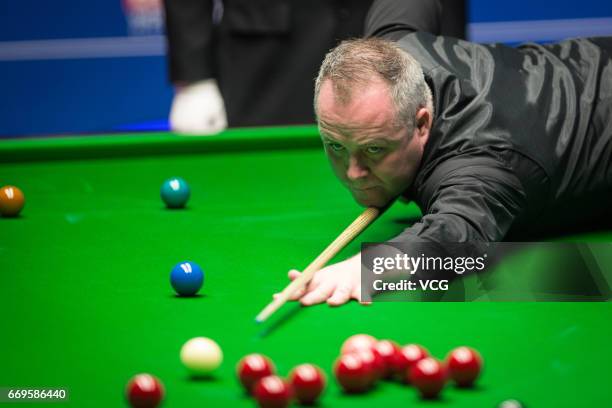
[346,156,369,181]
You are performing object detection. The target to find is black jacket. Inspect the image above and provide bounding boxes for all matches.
[390,33,612,241]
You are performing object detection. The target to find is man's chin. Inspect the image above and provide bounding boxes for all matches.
[351,190,389,208]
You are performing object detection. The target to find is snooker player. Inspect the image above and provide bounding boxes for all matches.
[283,18,612,306]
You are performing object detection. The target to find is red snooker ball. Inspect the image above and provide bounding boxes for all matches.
[289,364,326,405]
[374,339,401,378]
[391,344,429,382]
[352,348,385,383]
[237,354,276,393]
[333,353,373,393]
[253,375,292,408]
[409,358,448,399]
[126,374,164,408]
[446,346,483,387]
[340,334,378,354]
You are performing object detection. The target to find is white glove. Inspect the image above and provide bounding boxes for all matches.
[169,79,228,135]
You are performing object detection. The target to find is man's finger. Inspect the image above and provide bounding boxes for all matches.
[274,284,306,300]
[300,282,335,306]
[288,270,301,280]
[276,286,306,301]
[285,270,306,299]
[290,285,308,300]
[327,284,353,306]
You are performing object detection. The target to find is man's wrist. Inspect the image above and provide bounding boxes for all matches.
[174,78,218,92]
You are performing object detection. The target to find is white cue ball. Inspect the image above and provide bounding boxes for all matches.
[180,337,223,375]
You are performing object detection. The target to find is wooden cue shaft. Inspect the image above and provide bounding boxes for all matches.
[255,206,381,323]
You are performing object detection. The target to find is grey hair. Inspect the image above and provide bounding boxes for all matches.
[314,38,433,130]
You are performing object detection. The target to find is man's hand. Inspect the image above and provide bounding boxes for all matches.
[277,254,369,306]
[170,79,228,135]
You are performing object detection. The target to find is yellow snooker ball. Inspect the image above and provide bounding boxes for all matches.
[180,337,223,376]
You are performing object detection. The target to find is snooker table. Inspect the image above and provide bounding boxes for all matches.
[1,125,611,407]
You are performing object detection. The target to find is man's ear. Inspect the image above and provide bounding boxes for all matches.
[415,108,432,134]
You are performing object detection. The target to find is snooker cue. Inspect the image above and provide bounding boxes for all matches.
[255,206,382,323]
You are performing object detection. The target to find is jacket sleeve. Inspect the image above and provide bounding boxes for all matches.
[364,0,441,39]
[392,160,527,243]
[163,0,216,83]
[364,0,466,40]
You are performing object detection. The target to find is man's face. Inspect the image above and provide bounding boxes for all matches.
[316,79,428,207]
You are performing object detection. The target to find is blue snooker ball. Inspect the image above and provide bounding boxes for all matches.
[161,177,190,208]
[170,261,204,296]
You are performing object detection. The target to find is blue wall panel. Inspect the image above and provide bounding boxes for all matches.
[1,1,611,137]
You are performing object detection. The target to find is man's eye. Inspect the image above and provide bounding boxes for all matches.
[327,143,345,152]
[366,146,384,154]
